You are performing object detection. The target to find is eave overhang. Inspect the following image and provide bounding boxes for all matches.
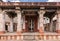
[0,2,60,7]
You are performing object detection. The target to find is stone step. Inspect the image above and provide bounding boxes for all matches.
[23,33,38,40]
[23,40,37,41]
[23,32,39,35]
[0,40,60,41]
[23,35,35,40]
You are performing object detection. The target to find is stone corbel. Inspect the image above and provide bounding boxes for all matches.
[38,10,45,15]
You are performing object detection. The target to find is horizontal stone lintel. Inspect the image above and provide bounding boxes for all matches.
[0,2,60,7]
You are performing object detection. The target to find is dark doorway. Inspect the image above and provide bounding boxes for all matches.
[5,24,8,32]
[25,16,38,32]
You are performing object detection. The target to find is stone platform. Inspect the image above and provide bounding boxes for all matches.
[0,32,60,41]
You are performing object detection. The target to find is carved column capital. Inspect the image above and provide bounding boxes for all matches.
[15,7,22,14]
[15,10,21,13]
[38,10,45,15]
[15,7,20,10]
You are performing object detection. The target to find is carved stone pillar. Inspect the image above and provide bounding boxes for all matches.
[38,10,45,33]
[0,10,5,34]
[56,10,60,33]
[16,10,22,34]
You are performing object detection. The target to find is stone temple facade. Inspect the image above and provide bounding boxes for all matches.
[0,2,60,41]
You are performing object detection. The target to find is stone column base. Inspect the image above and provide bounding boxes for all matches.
[56,30,60,33]
[0,31,5,34]
[17,31,22,34]
[22,29,26,32]
[39,27,44,34]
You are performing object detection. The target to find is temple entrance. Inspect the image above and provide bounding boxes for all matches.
[26,16,34,32]
[25,16,38,32]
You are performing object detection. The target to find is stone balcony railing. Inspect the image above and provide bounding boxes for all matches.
[0,33,60,40]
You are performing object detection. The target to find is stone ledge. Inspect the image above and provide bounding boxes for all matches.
[0,32,59,35]
[0,39,59,40]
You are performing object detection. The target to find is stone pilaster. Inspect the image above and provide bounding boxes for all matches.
[38,17,39,30]
[23,15,25,32]
[16,10,22,34]
[50,18,53,32]
[56,10,60,33]
[9,17,13,32]
[38,10,45,33]
[0,10,5,34]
